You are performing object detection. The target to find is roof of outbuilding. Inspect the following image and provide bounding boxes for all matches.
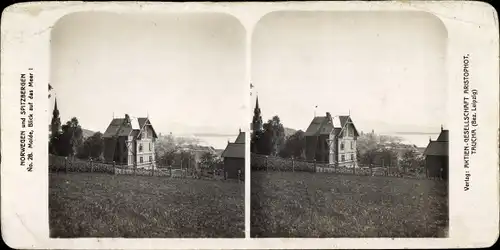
[424,141,448,156]
[221,143,245,159]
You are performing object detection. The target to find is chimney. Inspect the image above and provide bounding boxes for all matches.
[441,124,444,131]
[326,112,331,118]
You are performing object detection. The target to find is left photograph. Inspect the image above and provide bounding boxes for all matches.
[48,12,247,238]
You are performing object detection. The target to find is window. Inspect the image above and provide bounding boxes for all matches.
[351,154,355,161]
[340,142,344,150]
[140,157,143,163]
[149,143,151,151]
[149,156,153,162]
[139,143,143,152]
[341,154,345,162]
[350,141,353,149]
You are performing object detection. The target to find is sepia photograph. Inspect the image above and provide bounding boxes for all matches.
[47,11,247,238]
[250,11,449,238]
[1,1,498,249]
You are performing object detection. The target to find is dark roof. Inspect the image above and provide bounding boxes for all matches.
[103,118,132,138]
[304,117,326,136]
[234,132,245,144]
[304,114,358,137]
[424,141,448,156]
[339,115,350,128]
[437,130,449,142]
[221,143,245,159]
[102,116,157,138]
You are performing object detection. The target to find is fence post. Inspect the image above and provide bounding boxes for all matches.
[382,159,386,176]
[353,162,356,175]
[152,163,155,176]
[65,157,68,173]
[90,158,93,173]
[292,157,295,172]
[370,164,373,176]
[265,156,269,172]
[313,159,316,172]
[180,158,184,178]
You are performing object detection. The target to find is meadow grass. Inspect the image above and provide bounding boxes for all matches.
[49,173,244,238]
[251,171,448,237]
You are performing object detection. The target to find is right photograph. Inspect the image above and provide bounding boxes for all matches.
[250,11,449,238]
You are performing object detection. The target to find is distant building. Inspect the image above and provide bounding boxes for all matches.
[304,112,359,167]
[251,96,263,133]
[102,114,158,168]
[424,126,449,179]
[222,130,245,180]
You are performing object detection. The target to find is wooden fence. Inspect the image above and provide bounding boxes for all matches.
[49,154,236,181]
[251,153,432,180]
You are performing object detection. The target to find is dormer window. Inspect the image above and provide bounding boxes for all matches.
[139,143,143,152]
[340,142,344,150]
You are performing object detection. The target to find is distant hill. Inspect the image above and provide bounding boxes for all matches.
[82,129,96,138]
[284,127,298,137]
[48,125,96,139]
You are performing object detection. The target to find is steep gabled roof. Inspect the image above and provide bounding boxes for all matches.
[138,117,158,139]
[222,130,245,159]
[437,130,449,142]
[221,143,245,159]
[424,141,448,156]
[339,115,350,128]
[337,116,360,137]
[234,131,245,144]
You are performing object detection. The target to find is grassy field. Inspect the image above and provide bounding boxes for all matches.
[251,171,448,237]
[49,173,244,238]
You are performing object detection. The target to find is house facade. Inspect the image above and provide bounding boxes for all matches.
[424,127,449,179]
[304,112,359,168]
[102,114,158,168]
[222,130,245,180]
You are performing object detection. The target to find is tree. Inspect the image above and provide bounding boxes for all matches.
[279,130,306,159]
[400,147,424,173]
[251,115,287,156]
[356,131,403,167]
[77,132,104,160]
[155,133,179,167]
[200,151,219,170]
[58,117,83,157]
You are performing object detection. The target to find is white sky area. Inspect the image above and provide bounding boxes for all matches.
[50,12,247,149]
[251,11,448,146]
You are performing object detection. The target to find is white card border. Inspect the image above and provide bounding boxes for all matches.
[1,1,499,249]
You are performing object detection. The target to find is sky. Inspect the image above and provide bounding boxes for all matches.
[251,11,448,147]
[50,12,247,149]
